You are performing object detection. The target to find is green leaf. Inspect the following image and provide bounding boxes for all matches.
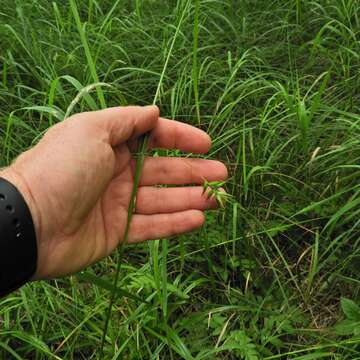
[69,0,106,108]
[77,272,148,304]
[23,106,64,121]
[335,319,360,336]
[229,330,260,360]
[0,331,61,360]
[341,297,360,321]
[294,353,338,360]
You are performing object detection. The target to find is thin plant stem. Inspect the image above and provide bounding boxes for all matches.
[100,0,190,353]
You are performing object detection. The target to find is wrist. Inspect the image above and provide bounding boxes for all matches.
[0,165,42,279]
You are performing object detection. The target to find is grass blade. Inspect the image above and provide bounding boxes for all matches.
[69,0,106,109]
[100,0,191,354]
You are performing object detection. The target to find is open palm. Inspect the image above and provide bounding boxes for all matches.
[1,106,227,279]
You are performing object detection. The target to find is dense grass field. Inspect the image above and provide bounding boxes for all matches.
[1,0,360,358]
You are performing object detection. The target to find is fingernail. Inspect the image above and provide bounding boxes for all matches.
[144,105,159,114]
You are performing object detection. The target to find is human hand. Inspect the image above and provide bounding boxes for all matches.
[0,106,227,280]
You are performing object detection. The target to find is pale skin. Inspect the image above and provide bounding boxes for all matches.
[0,105,228,280]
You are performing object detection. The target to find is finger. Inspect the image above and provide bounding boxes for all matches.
[149,118,211,153]
[128,210,205,244]
[75,105,159,146]
[135,158,228,186]
[135,186,218,214]
[128,118,211,154]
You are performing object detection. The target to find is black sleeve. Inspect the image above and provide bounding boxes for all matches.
[0,177,38,297]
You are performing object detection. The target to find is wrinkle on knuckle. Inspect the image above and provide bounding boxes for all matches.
[136,189,148,213]
[159,192,168,213]
[168,215,177,237]
[187,188,193,209]
[184,158,195,182]
[148,133,156,149]
[41,127,61,144]
[130,221,142,243]
[159,160,171,179]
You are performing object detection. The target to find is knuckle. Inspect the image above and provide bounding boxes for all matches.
[41,122,64,141]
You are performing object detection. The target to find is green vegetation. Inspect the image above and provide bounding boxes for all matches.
[1,0,360,358]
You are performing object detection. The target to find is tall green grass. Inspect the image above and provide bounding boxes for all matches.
[0,0,360,359]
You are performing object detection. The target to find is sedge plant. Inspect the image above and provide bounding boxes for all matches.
[100,0,191,353]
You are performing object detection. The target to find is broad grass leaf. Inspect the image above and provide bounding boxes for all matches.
[340,297,360,321]
[335,319,360,336]
[23,106,64,121]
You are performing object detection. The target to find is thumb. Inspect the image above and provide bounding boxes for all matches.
[78,105,160,146]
